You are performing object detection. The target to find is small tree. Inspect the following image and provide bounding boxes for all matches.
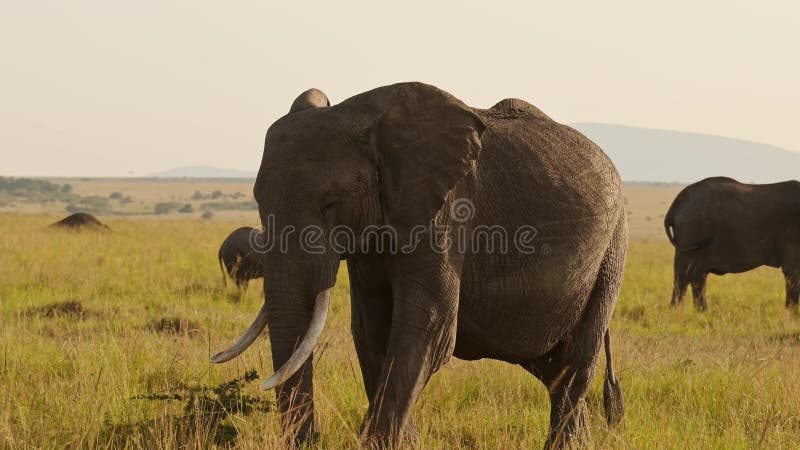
[109,192,123,199]
[61,184,73,194]
[178,204,194,213]
[211,190,223,199]
[202,211,214,220]
[154,203,173,215]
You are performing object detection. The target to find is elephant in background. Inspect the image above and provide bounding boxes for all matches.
[666,176,800,310]
[218,226,264,289]
[210,83,627,449]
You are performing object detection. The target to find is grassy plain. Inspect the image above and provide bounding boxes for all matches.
[1,182,799,449]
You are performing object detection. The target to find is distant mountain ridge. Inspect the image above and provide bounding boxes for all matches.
[150,125,799,183]
[573,123,800,183]
[148,166,256,178]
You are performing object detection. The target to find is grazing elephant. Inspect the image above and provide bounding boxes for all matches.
[211,83,628,449]
[665,176,800,310]
[218,227,264,288]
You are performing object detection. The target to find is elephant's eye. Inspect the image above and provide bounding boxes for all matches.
[321,201,337,215]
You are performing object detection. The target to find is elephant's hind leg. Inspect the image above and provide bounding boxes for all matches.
[690,272,708,311]
[525,218,627,449]
[671,252,690,306]
[782,267,800,308]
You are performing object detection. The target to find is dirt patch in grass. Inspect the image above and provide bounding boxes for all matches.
[25,300,94,319]
[618,304,647,324]
[770,331,800,346]
[174,283,223,297]
[148,317,202,336]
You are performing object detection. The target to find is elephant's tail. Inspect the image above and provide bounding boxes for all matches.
[664,204,708,252]
[218,252,227,288]
[664,208,677,246]
[603,329,624,426]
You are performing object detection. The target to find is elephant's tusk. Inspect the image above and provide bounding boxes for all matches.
[261,288,331,390]
[210,302,270,364]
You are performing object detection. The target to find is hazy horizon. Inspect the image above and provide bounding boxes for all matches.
[2,1,798,177]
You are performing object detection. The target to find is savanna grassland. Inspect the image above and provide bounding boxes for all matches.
[1,182,799,449]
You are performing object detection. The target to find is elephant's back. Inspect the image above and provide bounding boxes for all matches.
[473,100,623,233]
[667,178,800,253]
[457,103,624,360]
[220,227,256,255]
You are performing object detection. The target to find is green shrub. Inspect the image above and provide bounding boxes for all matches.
[200,201,257,211]
[65,196,110,214]
[154,202,180,215]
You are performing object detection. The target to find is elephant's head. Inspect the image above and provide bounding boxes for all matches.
[211,82,484,441]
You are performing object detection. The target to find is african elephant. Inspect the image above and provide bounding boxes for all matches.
[218,226,264,289]
[665,176,800,310]
[211,83,627,449]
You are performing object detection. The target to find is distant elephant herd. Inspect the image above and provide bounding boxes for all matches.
[52,83,798,449]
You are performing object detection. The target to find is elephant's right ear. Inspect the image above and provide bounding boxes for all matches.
[370,83,485,237]
[289,88,330,113]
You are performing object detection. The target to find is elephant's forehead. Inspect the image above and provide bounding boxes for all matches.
[263,126,353,165]
[262,126,368,175]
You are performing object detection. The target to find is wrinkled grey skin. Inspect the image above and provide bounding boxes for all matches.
[235,83,627,448]
[218,226,263,289]
[666,176,800,310]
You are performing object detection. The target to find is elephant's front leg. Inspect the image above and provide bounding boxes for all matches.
[347,259,393,409]
[362,263,459,447]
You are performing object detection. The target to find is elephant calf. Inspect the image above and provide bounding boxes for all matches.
[211,83,627,449]
[218,226,263,289]
[665,176,800,310]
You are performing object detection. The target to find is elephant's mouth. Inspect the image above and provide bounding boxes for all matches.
[210,288,332,390]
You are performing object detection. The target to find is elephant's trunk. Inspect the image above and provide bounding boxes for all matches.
[265,285,329,444]
[261,288,330,389]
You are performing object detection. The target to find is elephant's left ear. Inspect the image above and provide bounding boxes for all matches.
[373,83,486,234]
[289,88,330,113]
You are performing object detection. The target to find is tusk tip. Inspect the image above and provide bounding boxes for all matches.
[210,352,227,364]
[261,376,280,391]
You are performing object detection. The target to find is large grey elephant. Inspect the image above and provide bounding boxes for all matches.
[666,176,800,310]
[218,226,264,289]
[211,83,627,448]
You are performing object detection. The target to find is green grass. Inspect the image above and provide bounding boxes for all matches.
[1,214,799,449]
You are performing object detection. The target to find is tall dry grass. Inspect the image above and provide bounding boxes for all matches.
[0,214,798,449]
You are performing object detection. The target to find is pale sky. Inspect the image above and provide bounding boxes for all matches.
[1,1,798,177]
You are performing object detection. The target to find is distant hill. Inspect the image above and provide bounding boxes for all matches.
[573,123,800,183]
[148,166,256,178]
[148,126,799,184]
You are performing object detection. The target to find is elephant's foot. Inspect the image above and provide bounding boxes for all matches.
[360,417,419,449]
[544,404,589,450]
[693,301,708,312]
